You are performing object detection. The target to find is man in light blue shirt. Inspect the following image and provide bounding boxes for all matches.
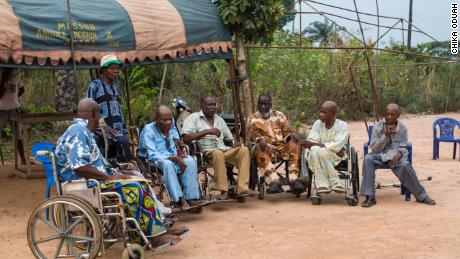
[139,105,202,210]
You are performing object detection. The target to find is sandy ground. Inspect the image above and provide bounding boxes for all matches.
[1,113,459,259]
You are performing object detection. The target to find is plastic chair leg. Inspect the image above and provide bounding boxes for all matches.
[454,142,457,159]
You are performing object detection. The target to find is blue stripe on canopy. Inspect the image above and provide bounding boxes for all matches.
[7,0,136,51]
[169,0,231,45]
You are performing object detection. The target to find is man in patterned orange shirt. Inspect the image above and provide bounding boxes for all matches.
[248,94,303,194]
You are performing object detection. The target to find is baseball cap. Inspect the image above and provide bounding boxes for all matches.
[100,54,123,68]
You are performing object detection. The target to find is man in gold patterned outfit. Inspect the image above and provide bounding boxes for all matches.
[248,94,303,194]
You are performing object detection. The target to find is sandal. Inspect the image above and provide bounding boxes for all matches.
[217,192,230,200]
[151,234,182,250]
[166,224,190,237]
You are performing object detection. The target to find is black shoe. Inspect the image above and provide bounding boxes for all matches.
[291,180,306,193]
[416,196,436,205]
[361,196,377,207]
[279,177,290,186]
[266,182,284,194]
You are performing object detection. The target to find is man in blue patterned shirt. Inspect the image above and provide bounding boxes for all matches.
[55,98,184,247]
[86,54,132,161]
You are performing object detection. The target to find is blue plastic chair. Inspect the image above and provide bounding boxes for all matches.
[432,117,460,160]
[363,125,412,200]
[32,142,56,198]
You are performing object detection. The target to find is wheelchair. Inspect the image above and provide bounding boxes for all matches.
[27,150,163,259]
[134,145,214,212]
[250,145,304,200]
[189,140,248,203]
[304,143,360,206]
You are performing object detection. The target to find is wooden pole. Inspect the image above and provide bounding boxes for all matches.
[227,59,242,142]
[66,0,78,107]
[158,64,168,103]
[122,67,134,152]
[348,65,369,132]
[407,0,413,49]
[353,0,382,120]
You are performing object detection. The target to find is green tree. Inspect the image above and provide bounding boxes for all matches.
[215,0,285,117]
[279,0,296,30]
[302,19,334,46]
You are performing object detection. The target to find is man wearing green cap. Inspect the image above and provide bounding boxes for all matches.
[86,54,132,162]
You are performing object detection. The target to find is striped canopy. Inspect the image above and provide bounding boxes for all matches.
[0,0,232,68]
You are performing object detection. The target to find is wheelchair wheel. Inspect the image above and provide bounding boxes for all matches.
[311,196,321,205]
[132,157,150,178]
[28,196,103,259]
[122,243,145,259]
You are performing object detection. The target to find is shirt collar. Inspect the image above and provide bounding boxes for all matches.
[198,110,217,120]
[73,118,88,127]
[153,121,173,138]
[382,118,401,132]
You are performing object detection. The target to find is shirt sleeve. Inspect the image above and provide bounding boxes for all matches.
[397,125,409,156]
[323,122,349,153]
[171,122,180,140]
[370,123,390,153]
[181,114,197,135]
[222,120,234,142]
[307,120,321,142]
[86,81,97,99]
[66,131,92,170]
[140,126,171,163]
[278,112,294,141]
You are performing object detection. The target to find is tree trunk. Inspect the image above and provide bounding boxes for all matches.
[54,70,76,112]
[235,30,253,118]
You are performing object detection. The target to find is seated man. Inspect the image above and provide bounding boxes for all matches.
[139,105,204,210]
[300,101,349,194]
[54,98,185,247]
[248,94,303,193]
[181,96,257,200]
[360,103,436,207]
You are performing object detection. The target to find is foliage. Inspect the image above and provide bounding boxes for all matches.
[9,25,460,136]
[302,19,335,46]
[279,0,296,30]
[215,0,285,44]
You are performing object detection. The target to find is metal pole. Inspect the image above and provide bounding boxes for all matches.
[353,0,382,120]
[66,0,78,107]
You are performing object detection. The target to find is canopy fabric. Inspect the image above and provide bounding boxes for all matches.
[0,0,232,68]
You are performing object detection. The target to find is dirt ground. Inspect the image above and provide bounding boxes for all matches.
[1,113,459,259]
